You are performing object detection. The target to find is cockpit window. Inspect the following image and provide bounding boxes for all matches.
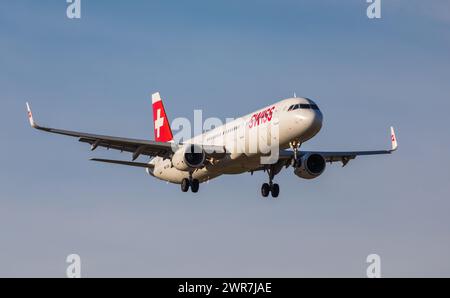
[288,103,320,111]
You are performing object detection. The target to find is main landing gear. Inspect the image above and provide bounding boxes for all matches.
[261,166,280,198]
[181,173,200,193]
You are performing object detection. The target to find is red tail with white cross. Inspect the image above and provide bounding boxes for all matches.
[152,92,173,142]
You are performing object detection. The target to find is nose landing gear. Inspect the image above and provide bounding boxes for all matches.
[290,140,302,167]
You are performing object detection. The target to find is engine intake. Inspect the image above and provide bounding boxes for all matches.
[172,144,206,171]
[294,153,326,179]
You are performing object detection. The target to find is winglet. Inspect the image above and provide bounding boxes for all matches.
[390,126,398,152]
[26,102,38,128]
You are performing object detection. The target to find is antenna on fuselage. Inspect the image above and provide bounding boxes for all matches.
[293,92,297,98]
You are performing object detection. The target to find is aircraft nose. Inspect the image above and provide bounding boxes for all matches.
[292,104,323,138]
[305,109,323,137]
[313,109,323,130]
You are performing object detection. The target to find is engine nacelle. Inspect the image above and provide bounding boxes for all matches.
[172,144,206,171]
[294,153,326,179]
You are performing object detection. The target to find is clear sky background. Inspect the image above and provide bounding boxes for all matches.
[1,0,449,277]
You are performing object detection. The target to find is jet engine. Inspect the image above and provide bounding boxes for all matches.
[172,144,206,171]
[294,153,326,179]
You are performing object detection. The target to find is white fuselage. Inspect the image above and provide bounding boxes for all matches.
[148,97,323,184]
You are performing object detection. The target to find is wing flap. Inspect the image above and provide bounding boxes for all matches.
[90,158,155,169]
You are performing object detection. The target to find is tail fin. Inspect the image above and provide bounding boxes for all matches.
[151,92,173,142]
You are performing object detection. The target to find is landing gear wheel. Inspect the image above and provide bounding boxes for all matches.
[261,165,281,198]
[181,178,190,192]
[191,179,200,193]
[271,183,280,198]
[261,183,270,197]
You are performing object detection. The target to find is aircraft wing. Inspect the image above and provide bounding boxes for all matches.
[26,103,176,159]
[279,127,398,167]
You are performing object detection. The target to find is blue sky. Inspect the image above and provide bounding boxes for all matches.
[1,0,450,277]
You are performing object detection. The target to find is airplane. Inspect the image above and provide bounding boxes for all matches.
[26,93,397,198]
